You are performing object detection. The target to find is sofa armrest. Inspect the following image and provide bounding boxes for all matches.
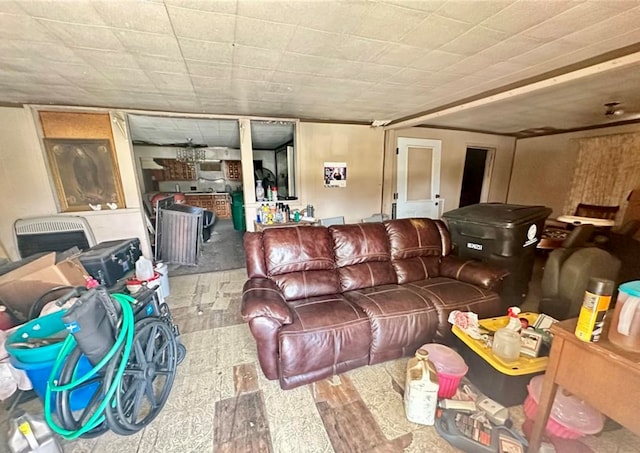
[241,278,293,324]
[440,255,509,291]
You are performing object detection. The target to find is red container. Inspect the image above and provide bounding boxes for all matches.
[419,343,468,398]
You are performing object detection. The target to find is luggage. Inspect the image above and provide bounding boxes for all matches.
[78,238,141,287]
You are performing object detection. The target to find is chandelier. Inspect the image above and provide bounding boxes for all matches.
[176,138,206,165]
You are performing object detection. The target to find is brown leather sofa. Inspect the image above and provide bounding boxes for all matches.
[241,218,508,389]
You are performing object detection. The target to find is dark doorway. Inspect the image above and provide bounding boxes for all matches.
[459,147,489,207]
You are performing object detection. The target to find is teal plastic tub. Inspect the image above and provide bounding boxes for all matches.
[5,310,69,364]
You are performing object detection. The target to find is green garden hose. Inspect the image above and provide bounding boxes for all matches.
[44,293,136,439]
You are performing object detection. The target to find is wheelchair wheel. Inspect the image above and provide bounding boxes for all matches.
[105,318,178,434]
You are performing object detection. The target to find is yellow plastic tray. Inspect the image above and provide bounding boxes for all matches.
[451,312,549,376]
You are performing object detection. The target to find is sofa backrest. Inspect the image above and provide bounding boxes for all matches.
[243,218,453,298]
[385,218,450,284]
[329,223,397,291]
[243,227,341,300]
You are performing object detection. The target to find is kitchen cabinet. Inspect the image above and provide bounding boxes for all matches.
[184,193,231,219]
[225,160,242,181]
[157,159,196,181]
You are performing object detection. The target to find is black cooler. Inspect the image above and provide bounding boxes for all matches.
[78,238,142,287]
[443,203,551,308]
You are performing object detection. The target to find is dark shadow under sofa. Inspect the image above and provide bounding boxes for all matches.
[241,218,508,389]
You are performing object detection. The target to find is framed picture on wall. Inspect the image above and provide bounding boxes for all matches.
[43,138,126,212]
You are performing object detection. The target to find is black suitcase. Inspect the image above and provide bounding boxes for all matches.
[78,238,142,287]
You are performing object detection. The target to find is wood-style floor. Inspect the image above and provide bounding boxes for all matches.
[1,267,639,452]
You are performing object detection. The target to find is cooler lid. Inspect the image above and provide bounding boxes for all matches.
[619,281,640,297]
[419,343,468,376]
[443,203,551,228]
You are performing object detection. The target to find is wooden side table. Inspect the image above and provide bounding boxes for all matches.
[528,316,640,452]
[253,220,318,232]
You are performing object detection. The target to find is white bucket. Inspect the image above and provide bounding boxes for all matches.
[155,262,170,298]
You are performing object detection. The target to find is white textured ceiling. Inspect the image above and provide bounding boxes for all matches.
[2,0,640,136]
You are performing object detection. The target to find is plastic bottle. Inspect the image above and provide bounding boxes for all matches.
[8,410,62,453]
[255,180,265,202]
[135,256,154,281]
[256,207,262,224]
[272,185,278,201]
[505,306,522,332]
[404,348,439,425]
[575,277,614,343]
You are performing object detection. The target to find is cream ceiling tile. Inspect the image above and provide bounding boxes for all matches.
[18,2,105,25]
[481,0,577,35]
[0,1,26,14]
[233,65,274,82]
[100,68,154,86]
[114,29,182,58]
[387,68,439,87]
[74,48,140,69]
[165,0,238,15]
[436,0,514,23]
[353,2,428,42]
[93,1,173,34]
[37,19,123,50]
[166,5,235,42]
[190,75,233,93]
[476,34,544,62]
[508,39,581,67]
[236,0,307,25]
[185,60,232,78]
[382,1,445,13]
[179,38,233,64]
[47,62,114,88]
[409,49,462,72]
[234,45,283,70]
[334,35,389,63]
[445,54,495,76]
[357,62,404,82]
[295,2,370,34]
[135,55,189,74]
[522,3,623,41]
[235,16,296,50]
[401,14,473,49]
[148,71,195,89]
[440,26,507,56]
[561,8,640,45]
[168,99,202,111]
[369,43,430,67]
[0,12,56,41]
[286,27,344,57]
[11,40,84,63]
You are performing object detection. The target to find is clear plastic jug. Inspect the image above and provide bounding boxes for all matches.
[135,256,154,281]
[608,281,640,352]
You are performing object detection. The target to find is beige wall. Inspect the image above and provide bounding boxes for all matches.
[384,127,517,215]
[0,106,150,261]
[508,123,640,217]
[297,122,385,224]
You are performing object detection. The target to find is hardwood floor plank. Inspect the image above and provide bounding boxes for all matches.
[313,375,361,408]
[234,363,259,394]
[214,390,272,452]
[317,399,389,452]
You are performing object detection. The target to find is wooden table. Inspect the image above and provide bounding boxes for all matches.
[556,215,615,227]
[253,220,318,232]
[528,316,640,452]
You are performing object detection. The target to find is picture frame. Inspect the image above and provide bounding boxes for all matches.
[498,433,525,453]
[43,138,126,212]
[520,329,544,358]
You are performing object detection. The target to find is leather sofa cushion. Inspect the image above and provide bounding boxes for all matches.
[385,219,443,284]
[330,223,397,291]
[263,227,340,300]
[406,277,503,342]
[278,294,371,388]
[344,284,440,365]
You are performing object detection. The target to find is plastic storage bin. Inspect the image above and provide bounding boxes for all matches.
[10,354,100,412]
[419,343,468,398]
[524,375,604,439]
[443,203,551,307]
[5,310,69,364]
[231,191,246,231]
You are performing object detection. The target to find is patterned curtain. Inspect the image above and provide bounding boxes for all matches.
[564,132,640,223]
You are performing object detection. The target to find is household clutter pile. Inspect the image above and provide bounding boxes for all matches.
[406,307,606,453]
[0,241,183,450]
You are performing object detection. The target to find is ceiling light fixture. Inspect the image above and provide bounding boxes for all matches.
[604,102,624,117]
[176,138,206,165]
[371,120,391,127]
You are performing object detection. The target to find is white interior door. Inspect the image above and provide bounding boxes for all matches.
[396,138,442,219]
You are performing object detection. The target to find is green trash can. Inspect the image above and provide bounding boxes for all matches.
[231,191,246,231]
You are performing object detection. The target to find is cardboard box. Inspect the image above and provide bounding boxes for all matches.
[0,252,87,320]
